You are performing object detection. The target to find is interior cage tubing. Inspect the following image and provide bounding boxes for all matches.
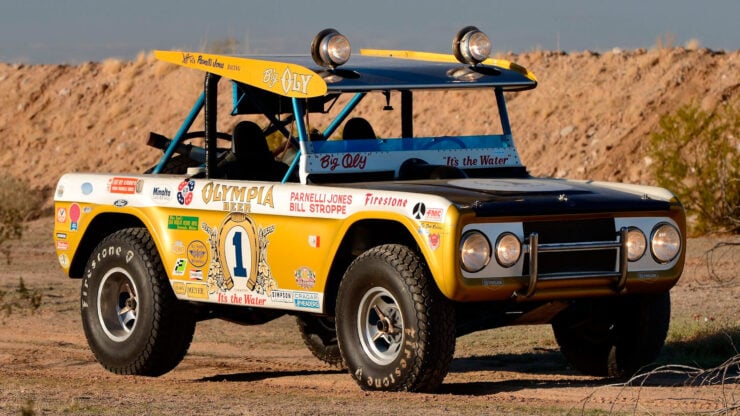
[204,73,221,178]
[322,92,367,139]
[153,92,205,173]
[494,88,512,136]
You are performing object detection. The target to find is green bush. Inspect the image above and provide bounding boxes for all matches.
[0,176,43,264]
[649,101,739,235]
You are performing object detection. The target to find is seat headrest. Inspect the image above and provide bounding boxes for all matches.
[343,117,376,140]
[232,121,270,156]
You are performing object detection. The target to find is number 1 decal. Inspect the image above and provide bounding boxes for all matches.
[216,212,261,292]
[231,231,247,277]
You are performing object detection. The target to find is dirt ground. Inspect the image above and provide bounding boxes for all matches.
[0,218,737,415]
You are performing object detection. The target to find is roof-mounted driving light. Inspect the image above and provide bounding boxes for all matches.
[311,28,351,69]
[452,26,492,65]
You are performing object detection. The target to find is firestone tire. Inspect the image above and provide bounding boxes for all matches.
[297,314,345,368]
[336,244,456,392]
[81,228,196,376]
[551,292,671,378]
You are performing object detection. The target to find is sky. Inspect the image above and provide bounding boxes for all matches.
[0,0,738,64]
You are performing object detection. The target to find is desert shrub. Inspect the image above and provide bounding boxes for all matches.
[0,278,43,318]
[0,176,43,264]
[648,101,739,235]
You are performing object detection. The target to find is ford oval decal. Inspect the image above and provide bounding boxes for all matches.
[113,199,128,208]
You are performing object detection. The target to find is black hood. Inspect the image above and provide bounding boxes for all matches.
[344,178,673,217]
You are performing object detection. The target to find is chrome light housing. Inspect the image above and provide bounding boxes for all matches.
[495,233,521,267]
[651,223,681,263]
[452,26,492,65]
[311,28,351,68]
[460,231,491,272]
[626,227,647,261]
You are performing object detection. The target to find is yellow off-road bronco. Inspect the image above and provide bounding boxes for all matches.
[54,27,685,392]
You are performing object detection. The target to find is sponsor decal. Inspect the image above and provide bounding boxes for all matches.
[444,155,510,167]
[419,222,444,251]
[201,182,274,213]
[428,233,440,250]
[295,298,320,309]
[196,55,224,69]
[289,191,352,215]
[187,240,208,267]
[56,208,67,223]
[172,281,186,295]
[58,254,69,268]
[83,206,93,214]
[56,240,69,251]
[186,283,209,299]
[81,182,93,195]
[151,186,172,203]
[308,235,320,248]
[216,292,267,306]
[113,199,128,208]
[171,240,186,255]
[294,292,320,309]
[202,212,278,296]
[364,193,408,208]
[294,267,317,290]
[320,153,367,171]
[55,232,67,239]
[173,258,187,276]
[263,67,314,96]
[55,184,64,198]
[168,215,199,231]
[189,269,203,281]
[412,202,426,220]
[177,179,196,206]
[69,203,81,231]
[270,289,294,304]
[108,177,143,194]
[425,207,444,222]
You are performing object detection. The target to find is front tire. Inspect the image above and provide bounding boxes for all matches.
[552,292,671,378]
[81,228,196,376]
[336,244,455,392]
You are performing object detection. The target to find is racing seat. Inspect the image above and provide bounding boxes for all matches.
[343,117,376,139]
[220,121,288,181]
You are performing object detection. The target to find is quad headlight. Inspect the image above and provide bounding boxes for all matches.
[626,227,647,261]
[311,28,351,68]
[495,233,521,268]
[452,26,492,65]
[651,223,681,263]
[460,231,491,272]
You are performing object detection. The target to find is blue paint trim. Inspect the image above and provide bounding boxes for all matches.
[309,135,511,153]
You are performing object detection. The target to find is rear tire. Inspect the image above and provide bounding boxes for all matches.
[552,292,671,378]
[297,315,344,368]
[336,244,456,392]
[81,228,196,376]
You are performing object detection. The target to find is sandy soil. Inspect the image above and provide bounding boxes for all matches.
[0,218,737,415]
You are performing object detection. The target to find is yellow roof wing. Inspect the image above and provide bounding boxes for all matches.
[154,50,328,98]
[360,49,537,82]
